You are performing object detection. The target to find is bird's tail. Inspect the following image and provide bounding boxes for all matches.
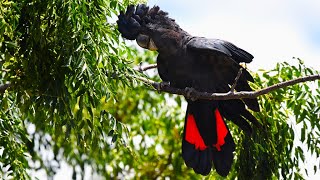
[182,100,235,176]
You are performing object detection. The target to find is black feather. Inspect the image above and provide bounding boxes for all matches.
[187,38,253,63]
[117,4,261,177]
[212,133,235,177]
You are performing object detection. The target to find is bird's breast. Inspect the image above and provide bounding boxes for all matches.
[157,54,202,89]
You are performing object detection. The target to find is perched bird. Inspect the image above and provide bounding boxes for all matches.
[117,4,261,176]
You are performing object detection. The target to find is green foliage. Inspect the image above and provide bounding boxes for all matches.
[90,59,320,179]
[0,0,319,179]
[0,0,145,178]
[94,51,201,179]
[229,59,320,180]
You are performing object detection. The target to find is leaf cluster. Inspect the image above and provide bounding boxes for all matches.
[0,0,144,178]
[229,59,320,180]
[1,1,319,179]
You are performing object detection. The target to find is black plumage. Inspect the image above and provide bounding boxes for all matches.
[117,4,260,176]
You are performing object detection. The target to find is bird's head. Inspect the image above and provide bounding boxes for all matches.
[117,4,188,54]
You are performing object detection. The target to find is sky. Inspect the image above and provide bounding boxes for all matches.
[148,0,320,71]
[35,1,320,179]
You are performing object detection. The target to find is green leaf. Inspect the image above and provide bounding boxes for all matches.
[108,129,114,137]
[301,125,306,142]
[112,134,118,143]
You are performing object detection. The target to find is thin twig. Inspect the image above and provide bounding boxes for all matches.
[133,74,320,100]
[230,68,243,92]
[135,63,158,72]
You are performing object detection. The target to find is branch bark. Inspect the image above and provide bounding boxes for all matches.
[135,63,158,72]
[134,74,320,100]
[230,68,243,92]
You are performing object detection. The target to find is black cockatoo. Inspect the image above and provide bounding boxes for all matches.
[117,4,261,176]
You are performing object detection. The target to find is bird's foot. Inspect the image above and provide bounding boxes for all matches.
[185,87,198,101]
[156,81,170,91]
[160,81,170,88]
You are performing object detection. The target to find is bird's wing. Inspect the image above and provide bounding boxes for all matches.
[187,38,254,63]
[186,37,260,112]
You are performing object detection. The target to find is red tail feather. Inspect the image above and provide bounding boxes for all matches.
[185,114,207,150]
[185,109,228,151]
[213,109,228,151]
[182,105,235,176]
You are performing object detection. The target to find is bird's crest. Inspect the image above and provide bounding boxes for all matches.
[117,4,182,40]
[117,4,186,54]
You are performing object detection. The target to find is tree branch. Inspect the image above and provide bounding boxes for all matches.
[230,68,243,92]
[0,83,11,94]
[135,63,158,72]
[133,74,320,100]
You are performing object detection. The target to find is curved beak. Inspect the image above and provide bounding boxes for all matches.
[136,34,158,51]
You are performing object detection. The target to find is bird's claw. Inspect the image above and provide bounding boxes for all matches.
[156,81,170,91]
[160,81,170,88]
[185,87,198,101]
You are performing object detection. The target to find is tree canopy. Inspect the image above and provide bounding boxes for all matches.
[0,0,319,179]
